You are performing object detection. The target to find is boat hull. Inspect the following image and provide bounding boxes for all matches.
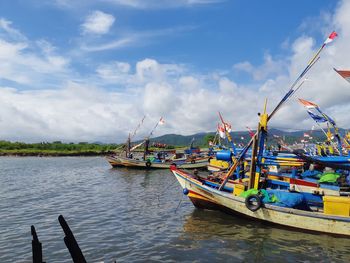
[171,167,350,236]
[106,155,124,167]
[108,155,208,169]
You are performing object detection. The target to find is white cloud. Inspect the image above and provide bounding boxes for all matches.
[233,53,287,81]
[96,61,131,84]
[2,0,350,143]
[104,0,223,9]
[0,39,70,85]
[81,37,134,52]
[0,18,26,41]
[0,19,70,87]
[81,10,115,35]
[80,26,196,53]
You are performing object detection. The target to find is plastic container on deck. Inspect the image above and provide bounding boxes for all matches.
[216,150,232,161]
[233,184,245,196]
[323,196,350,216]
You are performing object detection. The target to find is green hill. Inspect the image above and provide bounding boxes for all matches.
[148,128,347,147]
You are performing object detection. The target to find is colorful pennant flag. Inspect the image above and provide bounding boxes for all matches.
[306,110,328,123]
[334,68,350,84]
[324,31,338,45]
[298,98,318,109]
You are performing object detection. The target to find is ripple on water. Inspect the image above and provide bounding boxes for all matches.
[1,157,350,262]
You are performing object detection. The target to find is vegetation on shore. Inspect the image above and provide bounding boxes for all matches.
[0,141,120,156]
[0,128,334,157]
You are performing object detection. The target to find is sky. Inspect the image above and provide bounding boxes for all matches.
[0,0,350,143]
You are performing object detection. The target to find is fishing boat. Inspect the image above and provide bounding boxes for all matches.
[171,31,350,236]
[111,154,209,169]
[107,117,210,169]
[171,164,350,235]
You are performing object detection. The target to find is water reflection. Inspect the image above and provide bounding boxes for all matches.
[1,157,349,262]
[179,209,350,262]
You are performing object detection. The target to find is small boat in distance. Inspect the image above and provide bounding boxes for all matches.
[107,117,210,169]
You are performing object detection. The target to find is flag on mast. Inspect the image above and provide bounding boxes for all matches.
[246,126,255,137]
[334,68,350,84]
[158,117,165,125]
[218,123,226,139]
[306,110,328,123]
[298,98,318,109]
[324,31,338,45]
[224,122,232,132]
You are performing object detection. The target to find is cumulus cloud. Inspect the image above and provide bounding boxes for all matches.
[0,18,70,87]
[0,83,140,142]
[2,0,350,143]
[234,53,287,81]
[81,10,115,35]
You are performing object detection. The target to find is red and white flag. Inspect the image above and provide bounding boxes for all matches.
[218,124,226,139]
[334,68,350,84]
[324,31,338,45]
[224,122,232,132]
[246,126,255,137]
[158,117,165,125]
[298,98,318,109]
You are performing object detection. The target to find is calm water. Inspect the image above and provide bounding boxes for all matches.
[0,157,349,262]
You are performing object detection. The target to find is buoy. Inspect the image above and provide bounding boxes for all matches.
[183,188,189,195]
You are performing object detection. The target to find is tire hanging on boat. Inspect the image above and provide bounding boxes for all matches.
[245,194,262,212]
[146,160,152,168]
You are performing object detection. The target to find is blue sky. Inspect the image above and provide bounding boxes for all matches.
[0,0,349,142]
[0,0,337,80]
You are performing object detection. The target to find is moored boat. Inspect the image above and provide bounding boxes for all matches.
[113,154,209,169]
[170,165,350,236]
[170,31,350,236]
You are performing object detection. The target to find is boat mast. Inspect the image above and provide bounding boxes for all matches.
[248,99,268,189]
[218,31,337,191]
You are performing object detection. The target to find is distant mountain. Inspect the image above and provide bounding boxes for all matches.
[148,128,348,147]
[149,133,212,147]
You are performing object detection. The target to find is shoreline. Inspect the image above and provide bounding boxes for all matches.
[0,151,116,157]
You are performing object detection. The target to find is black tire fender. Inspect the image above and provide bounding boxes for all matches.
[245,194,262,212]
[146,160,152,168]
[191,160,195,164]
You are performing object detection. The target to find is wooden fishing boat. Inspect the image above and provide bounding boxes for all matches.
[170,165,350,236]
[106,155,124,167]
[109,154,209,169]
[170,31,350,236]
